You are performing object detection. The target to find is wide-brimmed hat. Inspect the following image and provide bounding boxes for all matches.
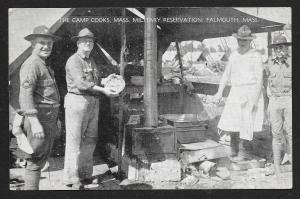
[232,25,256,40]
[268,34,291,48]
[24,25,61,41]
[71,28,97,41]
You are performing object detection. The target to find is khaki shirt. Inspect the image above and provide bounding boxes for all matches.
[265,56,292,97]
[65,52,101,96]
[19,54,60,114]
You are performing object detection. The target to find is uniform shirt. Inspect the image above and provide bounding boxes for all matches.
[19,54,60,114]
[265,56,292,97]
[65,52,101,96]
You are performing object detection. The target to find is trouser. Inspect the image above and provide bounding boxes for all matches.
[63,93,99,184]
[269,96,292,173]
[230,132,252,157]
[23,107,59,190]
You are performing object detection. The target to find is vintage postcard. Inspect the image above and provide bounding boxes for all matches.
[9,7,292,190]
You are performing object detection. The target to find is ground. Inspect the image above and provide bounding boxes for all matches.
[9,141,292,190]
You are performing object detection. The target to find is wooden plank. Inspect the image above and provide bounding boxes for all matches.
[118,8,127,173]
[180,145,228,165]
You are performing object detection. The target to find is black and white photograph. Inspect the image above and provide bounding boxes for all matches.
[8,7,292,190]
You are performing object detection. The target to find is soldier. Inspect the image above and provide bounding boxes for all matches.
[13,25,61,190]
[266,34,292,175]
[63,28,118,189]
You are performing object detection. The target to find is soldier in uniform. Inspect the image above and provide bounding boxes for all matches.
[63,28,118,189]
[266,34,292,175]
[13,25,61,190]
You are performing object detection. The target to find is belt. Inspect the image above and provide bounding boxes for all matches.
[68,92,100,98]
[36,104,60,108]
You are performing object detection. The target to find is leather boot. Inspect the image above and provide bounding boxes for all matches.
[230,132,239,157]
[272,140,282,175]
[24,169,41,190]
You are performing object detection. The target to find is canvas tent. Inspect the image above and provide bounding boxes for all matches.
[9,7,285,121]
[182,51,203,62]
[205,52,228,62]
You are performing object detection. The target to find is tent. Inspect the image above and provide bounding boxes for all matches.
[9,7,285,119]
[205,52,228,62]
[182,51,203,62]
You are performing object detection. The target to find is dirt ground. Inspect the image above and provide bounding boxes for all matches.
[9,148,292,190]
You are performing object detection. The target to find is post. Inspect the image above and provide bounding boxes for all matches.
[157,48,163,81]
[118,8,126,173]
[267,31,272,57]
[144,8,158,127]
[175,41,185,113]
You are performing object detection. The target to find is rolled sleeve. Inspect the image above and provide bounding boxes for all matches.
[66,58,95,91]
[19,61,40,114]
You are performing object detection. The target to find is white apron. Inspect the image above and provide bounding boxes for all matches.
[217,49,264,140]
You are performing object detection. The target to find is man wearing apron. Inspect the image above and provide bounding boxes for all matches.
[214,25,264,161]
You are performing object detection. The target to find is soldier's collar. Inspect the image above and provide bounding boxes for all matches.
[76,51,90,59]
[31,53,46,65]
[272,55,288,64]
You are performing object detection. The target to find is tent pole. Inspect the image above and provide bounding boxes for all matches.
[118,8,126,174]
[157,48,163,81]
[175,41,185,113]
[268,31,272,57]
[144,8,158,127]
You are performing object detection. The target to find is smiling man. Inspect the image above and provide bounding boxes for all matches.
[16,25,61,190]
[63,28,118,189]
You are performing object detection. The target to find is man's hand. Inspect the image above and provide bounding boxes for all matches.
[29,118,45,139]
[213,92,222,104]
[102,87,119,97]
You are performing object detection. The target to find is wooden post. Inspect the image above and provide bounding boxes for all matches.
[267,31,272,57]
[144,8,158,127]
[157,48,163,81]
[175,41,184,82]
[175,41,185,113]
[118,8,126,173]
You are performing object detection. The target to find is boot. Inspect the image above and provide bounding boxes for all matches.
[24,169,41,190]
[230,132,239,157]
[231,139,252,162]
[286,135,292,165]
[272,140,282,175]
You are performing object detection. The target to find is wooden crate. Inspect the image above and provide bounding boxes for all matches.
[176,125,207,144]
